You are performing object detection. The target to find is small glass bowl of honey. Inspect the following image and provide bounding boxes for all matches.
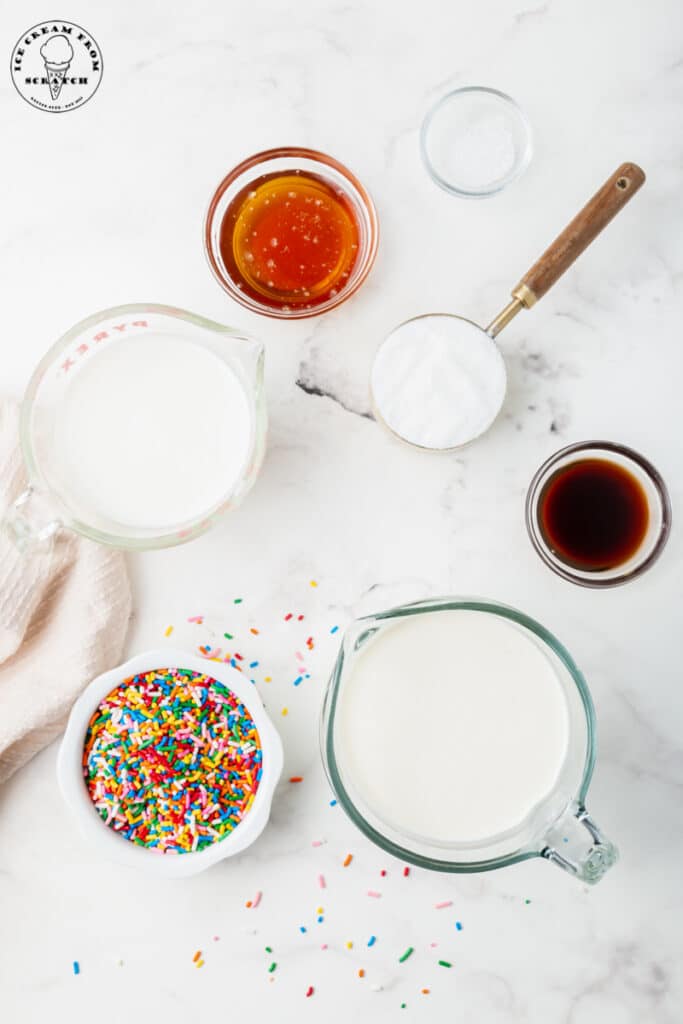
[205,147,379,319]
[526,441,671,588]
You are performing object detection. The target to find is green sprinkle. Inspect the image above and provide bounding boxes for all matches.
[398,947,414,963]
[400,1003,407,1009]
[265,946,273,953]
[224,633,233,639]
[234,598,243,604]
[524,899,532,905]
[438,959,452,968]
[268,962,277,973]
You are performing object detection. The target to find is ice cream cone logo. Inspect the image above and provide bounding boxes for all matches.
[11,21,102,113]
[40,36,74,101]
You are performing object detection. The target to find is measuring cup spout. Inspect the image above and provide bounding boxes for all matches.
[541,802,618,885]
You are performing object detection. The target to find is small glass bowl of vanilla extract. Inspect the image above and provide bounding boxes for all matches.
[526,441,671,587]
[204,147,378,319]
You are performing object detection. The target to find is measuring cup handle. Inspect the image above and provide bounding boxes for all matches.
[541,803,618,885]
[513,162,645,307]
[0,486,64,662]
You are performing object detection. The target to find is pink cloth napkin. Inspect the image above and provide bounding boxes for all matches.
[0,399,131,783]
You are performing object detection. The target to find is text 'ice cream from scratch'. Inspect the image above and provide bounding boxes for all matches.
[40,35,74,101]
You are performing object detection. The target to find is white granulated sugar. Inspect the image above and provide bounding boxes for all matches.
[371,315,507,450]
[448,116,516,188]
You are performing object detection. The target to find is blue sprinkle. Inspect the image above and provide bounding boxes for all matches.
[455,922,463,931]
[367,936,376,947]
[329,799,337,807]
[249,661,259,668]
[73,961,80,976]
[293,676,303,687]
[299,926,307,934]
[317,916,323,923]
[330,626,339,634]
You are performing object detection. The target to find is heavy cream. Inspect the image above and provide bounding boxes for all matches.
[336,609,570,844]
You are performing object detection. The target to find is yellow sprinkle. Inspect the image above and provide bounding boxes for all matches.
[281,707,288,716]
[164,625,174,637]
[310,580,318,587]
[346,941,353,950]
[264,676,272,683]
[196,960,204,969]
[316,906,323,914]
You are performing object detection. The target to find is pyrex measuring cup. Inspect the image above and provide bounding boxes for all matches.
[4,304,266,551]
[321,597,618,884]
[371,163,645,450]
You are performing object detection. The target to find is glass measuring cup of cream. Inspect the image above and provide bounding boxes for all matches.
[321,597,617,884]
[4,304,266,551]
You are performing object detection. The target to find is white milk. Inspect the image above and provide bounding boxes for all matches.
[336,609,570,843]
[45,335,253,530]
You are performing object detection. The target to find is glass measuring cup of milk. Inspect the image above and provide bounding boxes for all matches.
[5,304,266,550]
[321,598,618,884]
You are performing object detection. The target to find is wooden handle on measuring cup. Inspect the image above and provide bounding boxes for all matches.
[512,162,645,307]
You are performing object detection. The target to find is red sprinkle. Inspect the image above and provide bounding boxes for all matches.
[403,866,410,877]
[305,986,314,998]
[380,869,387,877]
[284,613,293,621]
[289,776,303,783]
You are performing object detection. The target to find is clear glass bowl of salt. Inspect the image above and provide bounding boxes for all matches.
[421,86,533,198]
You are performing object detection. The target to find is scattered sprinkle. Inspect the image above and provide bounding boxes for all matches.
[250,628,259,635]
[196,959,205,969]
[300,926,307,933]
[421,988,430,995]
[367,890,381,898]
[310,580,318,588]
[234,598,243,604]
[438,960,452,968]
[284,613,293,621]
[289,776,303,783]
[187,615,203,624]
[281,707,288,716]
[72,961,80,976]
[249,891,262,909]
[224,632,233,639]
[380,869,387,877]
[249,661,259,668]
[268,962,277,973]
[164,625,174,637]
[455,921,463,930]
[403,866,410,877]
[193,950,202,963]
[358,968,365,978]
[317,906,324,914]
[368,936,376,947]
[346,941,353,950]
[329,799,337,807]
[401,1003,407,1009]
[524,899,532,905]
[297,614,304,621]
[312,840,325,847]
[213,936,220,942]
[399,947,414,963]
[305,986,314,998]
[265,946,273,953]
[264,676,272,683]
[343,853,353,867]
[293,676,303,687]
[330,625,339,634]
[321,943,328,950]
[435,900,453,909]
[318,874,326,888]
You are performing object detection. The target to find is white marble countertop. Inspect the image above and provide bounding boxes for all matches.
[1,1,682,1021]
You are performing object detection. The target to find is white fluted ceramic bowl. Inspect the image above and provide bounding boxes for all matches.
[57,649,283,878]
